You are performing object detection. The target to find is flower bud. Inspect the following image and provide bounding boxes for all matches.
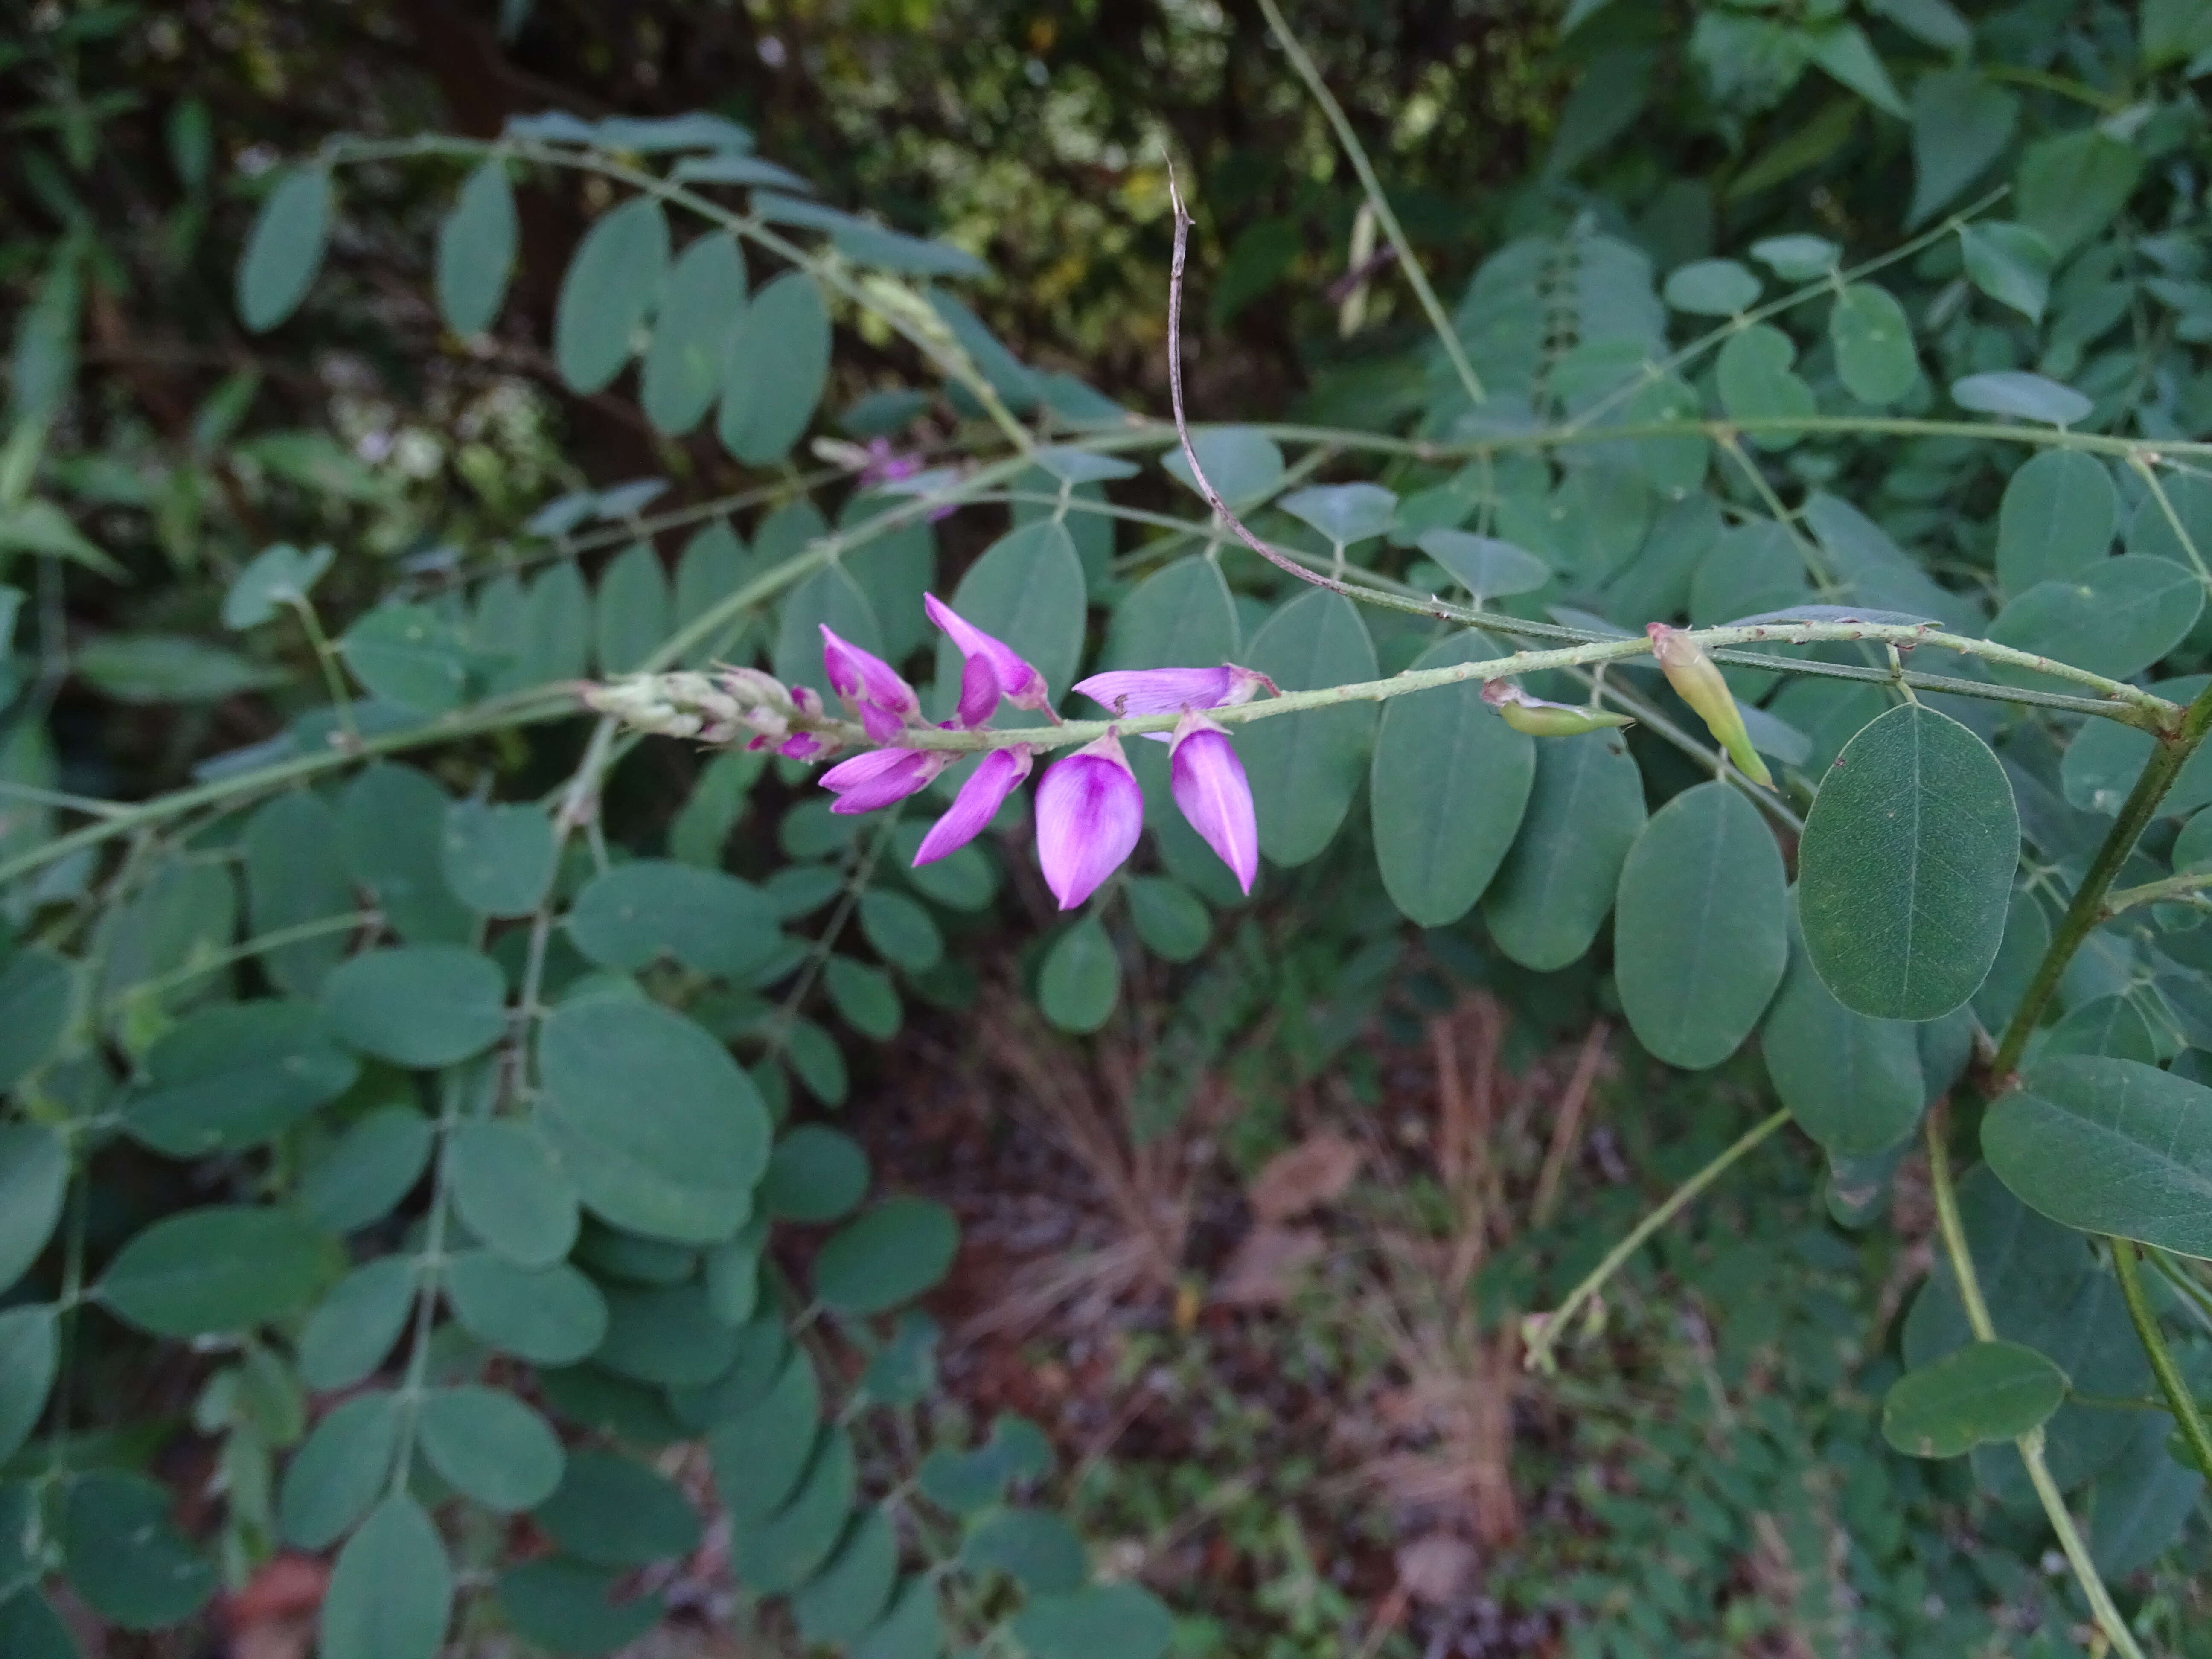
[1482,681,1635,738]
[1644,625,1774,787]
[1033,730,1144,910]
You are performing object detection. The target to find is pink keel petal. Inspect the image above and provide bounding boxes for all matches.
[819,748,946,814]
[926,593,1050,711]
[1033,736,1144,910]
[954,654,1003,731]
[913,748,1033,866]
[1169,720,1258,894]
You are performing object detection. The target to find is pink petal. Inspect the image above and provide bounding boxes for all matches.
[926,593,1050,711]
[1170,717,1258,895]
[1033,734,1144,910]
[1073,664,1276,719]
[819,624,920,722]
[913,748,1033,866]
[819,748,946,814]
[954,653,1003,731]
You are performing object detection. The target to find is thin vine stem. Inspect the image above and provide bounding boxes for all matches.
[1521,1108,1790,1375]
[1922,1110,2145,1659]
[2110,1238,2212,1484]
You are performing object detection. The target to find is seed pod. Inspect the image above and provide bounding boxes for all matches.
[1644,625,1774,786]
[1482,681,1635,738]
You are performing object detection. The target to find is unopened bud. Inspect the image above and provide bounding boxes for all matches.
[1483,681,1635,738]
[1644,625,1774,786]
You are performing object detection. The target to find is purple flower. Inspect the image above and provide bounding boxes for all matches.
[1168,713,1258,895]
[819,747,949,815]
[1072,664,1276,719]
[819,625,920,731]
[1033,730,1144,910]
[912,747,1033,867]
[926,593,1052,721]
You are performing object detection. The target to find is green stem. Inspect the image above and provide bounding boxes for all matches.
[1253,0,1485,408]
[2111,1237,2212,1484]
[2102,868,2212,918]
[1923,1112,2145,1658]
[286,595,359,747]
[1989,679,2212,1079]
[1522,1108,1790,1375]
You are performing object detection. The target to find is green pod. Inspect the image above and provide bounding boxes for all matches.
[1497,699,1635,738]
[1645,625,1774,786]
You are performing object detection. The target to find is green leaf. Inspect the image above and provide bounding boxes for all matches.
[497,1559,662,1657]
[280,1389,400,1548]
[592,541,670,674]
[0,500,124,579]
[0,1307,58,1465]
[76,634,285,704]
[567,859,780,978]
[773,563,881,703]
[1238,592,1377,868]
[1370,633,1532,927]
[1805,21,1905,116]
[298,1105,434,1235]
[0,1124,67,1290]
[932,519,1089,711]
[242,791,353,997]
[1959,222,2053,323]
[2016,129,2144,261]
[596,1283,740,1386]
[123,1000,358,1155]
[339,766,474,944]
[536,997,770,1243]
[60,1471,217,1628]
[710,1350,822,1525]
[762,1125,870,1223]
[448,1118,579,1267]
[825,955,902,1040]
[535,1451,702,1566]
[1996,451,2116,597]
[793,1509,899,1643]
[962,1508,1088,1593]
[1278,483,1396,548]
[1715,322,1816,449]
[441,799,556,918]
[718,270,830,463]
[2061,679,2212,819]
[445,1251,608,1365]
[1988,556,2203,683]
[1983,1056,2212,1255]
[1762,910,1924,1156]
[1662,258,1760,316]
[221,541,333,629]
[319,1494,452,1659]
[322,946,509,1069]
[1100,556,1238,672]
[858,889,943,973]
[1613,781,1788,1068]
[1011,1583,1175,1659]
[1951,370,2090,427]
[555,198,670,394]
[731,1427,856,1592]
[0,1592,73,1659]
[1038,917,1120,1035]
[813,1196,959,1315]
[1161,428,1284,510]
[99,1205,334,1336]
[339,604,469,713]
[1828,282,1916,405]
[0,950,74,1091]
[1484,730,1645,972]
[642,233,745,436]
[2043,994,2157,1063]
[521,562,592,685]
[851,1577,943,1659]
[839,489,937,659]
[299,1257,416,1391]
[236,168,332,332]
[671,520,753,667]
[417,1385,565,1511]
[1417,531,1552,601]
[1126,876,1210,963]
[1797,704,2019,1020]
[2089,1406,2206,1576]
[1909,71,2017,227]
[435,160,518,337]
[1882,1340,2067,1458]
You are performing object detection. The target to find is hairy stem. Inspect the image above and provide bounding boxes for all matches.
[1990,680,2212,1079]
[2111,1237,2212,1484]
[1522,1108,1790,1375]
[1252,0,1485,408]
[1923,1111,2146,1659]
